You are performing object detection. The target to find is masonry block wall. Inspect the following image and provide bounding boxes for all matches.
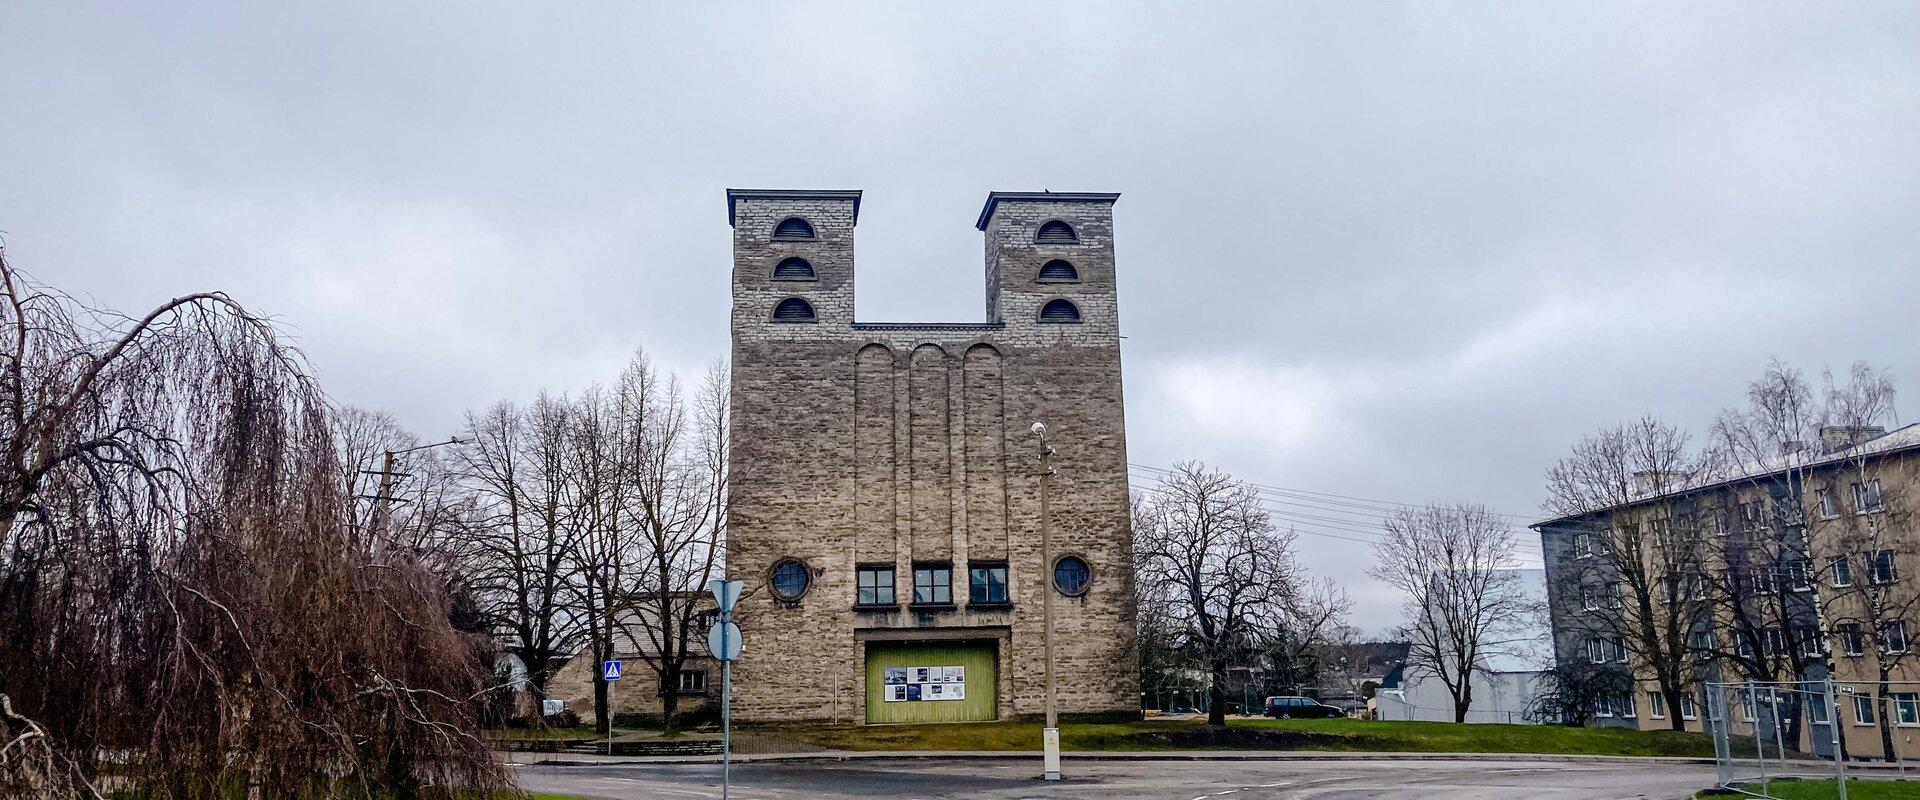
[725,189,1139,722]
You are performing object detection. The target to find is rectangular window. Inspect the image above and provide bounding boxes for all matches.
[1855,480,1886,514]
[1689,628,1717,655]
[1854,694,1878,725]
[1831,555,1854,587]
[1897,693,1920,726]
[1886,621,1909,654]
[1681,694,1698,720]
[1752,566,1776,595]
[1740,500,1766,531]
[1818,488,1839,519]
[1611,637,1629,663]
[1871,550,1899,585]
[1809,694,1830,724]
[1841,624,1865,657]
[1796,627,1822,658]
[1648,691,1666,719]
[856,565,896,606]
[1587,637,1606,664]
[1762,628,1786,657]
[1652,519,1673,551]
[1689,573,1708,601]
[968,563,1009,604]
[675,669,708,694]
[1787,560,1812,592]
[912,564,952,605]
[1620,692,1637,718]
[1594,697,1613,718]
[1581,586,1599,612]
[1573,532,1591,558]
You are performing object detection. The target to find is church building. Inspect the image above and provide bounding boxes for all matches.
[724,189,1137,723]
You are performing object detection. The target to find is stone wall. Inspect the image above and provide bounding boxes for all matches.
[724,190,1139,722]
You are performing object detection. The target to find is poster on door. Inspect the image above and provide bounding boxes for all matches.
[882,665,965,701]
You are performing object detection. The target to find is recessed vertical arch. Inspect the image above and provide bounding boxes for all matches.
[909,344,952,559]
[855,344,897,558]
[963,343,1008,561]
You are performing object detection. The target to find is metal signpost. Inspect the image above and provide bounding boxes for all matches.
[601,659,622,756]
[708,579,744,800]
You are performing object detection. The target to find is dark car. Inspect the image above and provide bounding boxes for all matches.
[1264,696,1344,719]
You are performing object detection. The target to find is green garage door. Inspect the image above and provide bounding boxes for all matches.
[864,640,998,724]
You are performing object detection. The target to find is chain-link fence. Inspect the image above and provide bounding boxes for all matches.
[1705,679,1856,798]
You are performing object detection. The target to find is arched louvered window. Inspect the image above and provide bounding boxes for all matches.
[773,257,815,280]
[772,297,816,322]
[1035,220,1078,244]
[773,217,816,240]
[1038,299,1081,324]
[1037,259,1078,282]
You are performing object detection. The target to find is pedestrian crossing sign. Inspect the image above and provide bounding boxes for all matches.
[602,660,622,681]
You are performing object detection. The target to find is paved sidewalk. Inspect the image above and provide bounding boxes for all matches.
[504,748,1720,767]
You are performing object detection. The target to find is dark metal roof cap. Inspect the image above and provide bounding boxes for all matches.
[975,191,1121,231]
[726,189,864,227]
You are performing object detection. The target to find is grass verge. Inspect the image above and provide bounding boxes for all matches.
[757,717,1729,758]
[1702,778,1920,799]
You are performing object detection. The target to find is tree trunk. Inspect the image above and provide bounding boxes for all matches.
[660,681,681,736]
[1206,656,1229,727]
[1663,687,1686,731]
[1451,677,1473,724]
[1881,681,1897,762]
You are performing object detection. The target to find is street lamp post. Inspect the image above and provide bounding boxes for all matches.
[1032,421,1061,781]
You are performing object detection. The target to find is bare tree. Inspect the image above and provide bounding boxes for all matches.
[1372,502,1528,723]
[0,249,508,797]
[1266,577,1355,696]
[1543,416,1709,731]
[457,398,590,716]
[1135,462,1300,726]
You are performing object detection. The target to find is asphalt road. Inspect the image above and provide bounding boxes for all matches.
[515,758,1719,799]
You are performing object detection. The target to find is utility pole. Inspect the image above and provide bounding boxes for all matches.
[363,437,464,538]
[1032,421,1061,781]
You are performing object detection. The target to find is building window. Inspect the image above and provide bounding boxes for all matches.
[772,217,816,240]
[1841,624,1865,656]
[676,669,708,694]
[969,563,1009,604]
[913,564,952,605]
[1854,694,1878,725]
[1035,220,1078,244]
[1611,637,1628,663]
[1620,693,1637,718]
[769,558,811,601]
[1648,691,1666,719]
[1741,691,1757,722]
[1817,488,1839,519]
[1855,480,1886,514]
[856,565,896,606]
[1740,500,1766,532]
[1681,694,1698,720]
[1886,620,1910,654]
[1831,555,1854,587]
[773,256,816,280]
[1037,259,1079,282]
[1572,532,1591,558]
[1787,560,1812,592]
[1052,555,1092,596]
[1581,585,1600,612]
[1587,637,1607,664]
[1896,693,1920,726]
[1038,298,1082,324]
[1796,626,1822,658]
[1809,694,1830,724]
[1870,549,1898,585]
[772,297,816,322]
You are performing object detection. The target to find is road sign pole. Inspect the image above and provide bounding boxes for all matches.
[708,578,743,800]
[606,674,614,758]
[722,650,732,800]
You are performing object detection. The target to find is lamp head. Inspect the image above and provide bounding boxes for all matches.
[1030,421,1046,435]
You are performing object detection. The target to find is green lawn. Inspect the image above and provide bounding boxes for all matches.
[759,717,1729,758]
[1703,778,1920,799]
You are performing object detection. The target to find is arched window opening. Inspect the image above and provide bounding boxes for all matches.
[1038,299,1081,324]
[1052,555,1091,596]
[1035,220,1078,244]
[773,217,816,240]
[1037,259,1078,282]
[772,297,817,322]
[770,559,811,600]
[773,257,815,279]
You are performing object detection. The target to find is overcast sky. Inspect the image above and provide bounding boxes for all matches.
[6,2,1918,634]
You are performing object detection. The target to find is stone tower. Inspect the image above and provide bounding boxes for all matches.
[724,189,1136,723]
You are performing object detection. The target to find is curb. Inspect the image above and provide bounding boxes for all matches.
[509,750,1722,768]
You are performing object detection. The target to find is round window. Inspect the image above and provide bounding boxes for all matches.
[1052,555,1091,596]
[770,559,811,601]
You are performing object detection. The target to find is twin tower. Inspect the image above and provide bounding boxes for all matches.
[724,190,1137,724]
